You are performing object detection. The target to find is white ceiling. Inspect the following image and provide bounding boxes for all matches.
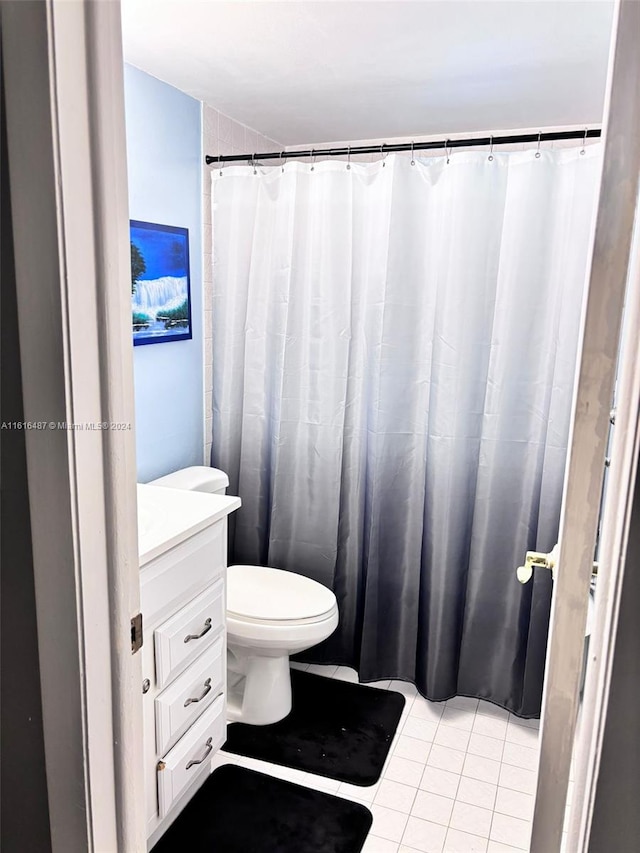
[121,0,614,146]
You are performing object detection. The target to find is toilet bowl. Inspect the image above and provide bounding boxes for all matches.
[226,564,338,724]
[149,466,339,725]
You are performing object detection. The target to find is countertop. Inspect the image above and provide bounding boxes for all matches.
[137,483,241,567]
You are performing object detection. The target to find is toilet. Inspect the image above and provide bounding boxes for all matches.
[149,466,339,725]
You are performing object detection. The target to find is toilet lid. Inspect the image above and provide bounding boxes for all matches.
[227,565,337,623]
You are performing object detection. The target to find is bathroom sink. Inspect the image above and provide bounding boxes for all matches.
[137,483,241,566]
[137,503,156,539]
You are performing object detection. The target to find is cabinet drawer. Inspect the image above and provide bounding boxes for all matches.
[155,636,224,756]
[154,581,224,689]
[140,521,225,627]
[157,694,226,819]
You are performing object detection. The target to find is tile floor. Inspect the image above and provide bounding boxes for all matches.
[212,663,573,853]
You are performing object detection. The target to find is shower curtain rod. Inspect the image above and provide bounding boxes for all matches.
[205,128,601,165]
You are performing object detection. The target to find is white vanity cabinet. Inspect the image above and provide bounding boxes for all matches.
[137,484,240,849]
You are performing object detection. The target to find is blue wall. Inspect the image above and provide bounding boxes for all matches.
[124,65,203,482]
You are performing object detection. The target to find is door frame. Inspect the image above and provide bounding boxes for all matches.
[1,1,146,850]
[571,177,640,851]
[3,0,640,851]
[531,0,640,850]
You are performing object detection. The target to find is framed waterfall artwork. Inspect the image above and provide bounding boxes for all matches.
[130,220,192,345]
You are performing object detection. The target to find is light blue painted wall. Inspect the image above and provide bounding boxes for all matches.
[124,65,203,482]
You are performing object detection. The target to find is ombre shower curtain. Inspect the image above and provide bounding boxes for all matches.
[210,148,601,716]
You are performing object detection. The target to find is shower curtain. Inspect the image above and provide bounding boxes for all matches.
[210,147,601,716]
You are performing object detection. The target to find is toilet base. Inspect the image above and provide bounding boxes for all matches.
[227,649,292,725]
[225,606,339,726]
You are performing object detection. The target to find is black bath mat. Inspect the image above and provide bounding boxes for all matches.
[223,670,405,786]
[151,764,372,853]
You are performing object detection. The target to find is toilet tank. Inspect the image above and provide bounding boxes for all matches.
[150,465,229,495]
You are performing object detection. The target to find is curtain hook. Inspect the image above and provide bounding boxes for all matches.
[281,151,286,173]
[581,128,588,155]
[252,153,257,175]
[445,140,451,165]
[310,148,315,171]
[381,143,387,167]
[219,157,223,177]
[535,132,541,159]
[410,140,415,166]
[347,146,351,170]
[488,135,494,161]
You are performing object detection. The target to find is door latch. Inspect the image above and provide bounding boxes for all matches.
[516,545,599,584]
[131,612,143,654]
[516,544,559,584]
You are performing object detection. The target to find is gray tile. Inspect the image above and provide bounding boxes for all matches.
[385,756,426,787]
[455,776,497,810]
[306,663,338,677]
[449,800,493,838]
[411,790,455,826]
[434,724,471,752]
[446,696,479,713]
[472,715,508,740]
[467,733,504,762]
[427,745,466,775]
[420,765,461,799]
[501,741,538,772]
[374,779,418,814]
[498,763,537,795]
[489,813,532,850]
[440,706,475,732]
[444,828,488,852]
[494,787,534,821]
[411,697,446,724]
[369,804,410,843]
[401,816,447,852]
[394,734,432,764]
[476,701,509,722]
[505,721,539,747]
[389,680,419,699]
[462,754,501,785]
[403,717,439,743]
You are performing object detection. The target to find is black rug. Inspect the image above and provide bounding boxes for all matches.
[151,765,373,853]
[223,670,405,786]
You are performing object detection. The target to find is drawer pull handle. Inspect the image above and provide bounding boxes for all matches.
[184,618,212,643]
[184,678,212,707]
[185,737,213,770]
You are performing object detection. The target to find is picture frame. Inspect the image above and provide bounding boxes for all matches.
[130,220,192,346]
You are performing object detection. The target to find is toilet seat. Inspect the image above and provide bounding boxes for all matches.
[227,565,337,626]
